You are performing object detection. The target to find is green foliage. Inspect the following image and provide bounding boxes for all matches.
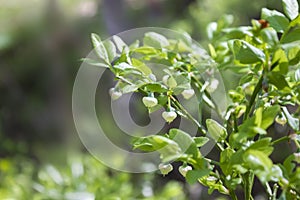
[0,155,186,200]
[91,0,300,199]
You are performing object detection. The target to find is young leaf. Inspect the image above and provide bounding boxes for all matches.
[169,129,200,159]
[113,35,129,53]
[260,27,279,47]
[228,40,265,64]
[280,28,300,43]
[267,72,290,90]
[282,0,299,20]
[206,119,227,142]
[260,105,281,129]
[131,58,152,75]
[143,32,169,49]
[282,107,300,131]
[193,137,209,147]
[186,169,210,184]
[91,33,109,63]
[80,58,109,68]
[243,150,273,171]
[103,40,117,62]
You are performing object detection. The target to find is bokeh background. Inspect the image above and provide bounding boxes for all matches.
[0,0,285,199]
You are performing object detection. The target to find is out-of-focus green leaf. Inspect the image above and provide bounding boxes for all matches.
[248,138,274,156]
[282,0,299,20]
[186,169,210,184]
[282,107,299,131]
[268,72,290,90]
[133,135,181,162]
[80,58,109,68]
[228,40,265,64]
[113,35,129,53]
[260,105,281,129]
[260,27,279,47]
[243,150,273,171]
[281,28,300,43]
[104,40,117,62]
[261,8,289,32]
[206,119,227,142]
[169,129,200,159]
[131,58,152,75]
[91,33,109,63]
[193,137,209,147]
[143,32,169,48]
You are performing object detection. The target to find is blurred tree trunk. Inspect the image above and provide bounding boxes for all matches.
[102,0,130,35]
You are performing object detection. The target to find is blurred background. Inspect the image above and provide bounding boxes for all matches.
[0,0,284,199]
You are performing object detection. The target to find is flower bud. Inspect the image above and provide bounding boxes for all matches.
[158,163,173,175]
[275,114,287,126]
[162,111,177,123]
[182,89,195,99]
[162,75,177,88]
[109,88,122,100]
[206,78,219,93]
[179,165,192,177]
[142,96,158,108]
[294,152,300,164]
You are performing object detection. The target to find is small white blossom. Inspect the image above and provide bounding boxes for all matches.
[182,89,195,99]
[142,96,158,108]
[158,163,173,175]
[179,165,192,177]
[162,111,177,123]
[109,88,122,100]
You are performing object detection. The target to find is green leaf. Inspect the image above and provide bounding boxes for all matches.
[260,105,281,129]
[260,27,279,47]
[114,62,135,71]
[280,28,300,43]
[143,83,168,93]
[228,40,265,64]
[103,40,117,62]
[220,148,235,175]
[113,35,129,53]
[193,137,209,147]
[287,47,300,65]
[295,68,300,81]
[243,150,273,171]
[268,72,290,90]
[133,46,158,55]
[206,119,227,142]
[131,58,152,75]
[247,137,274,156]
[282,107,300,131]
[143,32,169,49]
[91,33,109,63]
[133,135,182,162]
[186,169,210,184]
[261,8,289,32]
[169,129,200,159]
[272,49,288,74]
[282,0,299,20]
[80,58,109,68]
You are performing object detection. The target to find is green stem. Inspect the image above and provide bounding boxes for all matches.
[229,189,238,200]
[243,73,264,121]
[272,184,278,200]
[170,95,207,134]
[271,136,289,146]
[191,75,223,119]
[243,171,254,200]
[266,182,273,199]
[204,158,220,166]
